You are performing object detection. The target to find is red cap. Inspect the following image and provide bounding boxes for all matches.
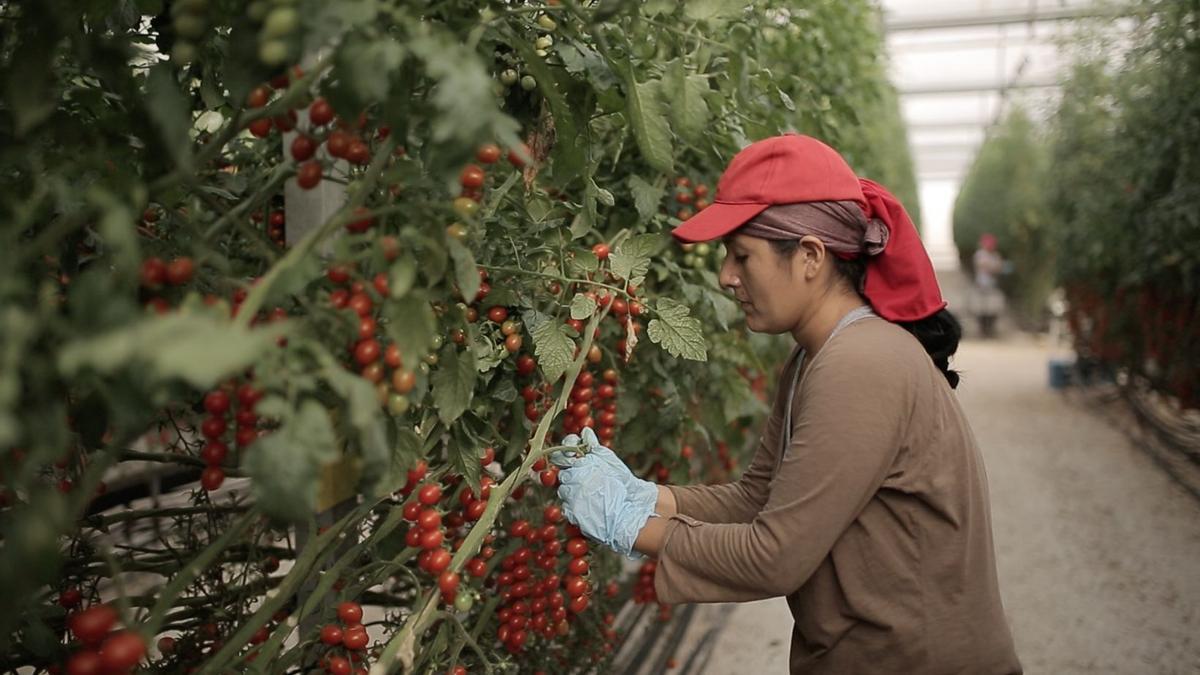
[671,133,946,323]
[671,134,864,243]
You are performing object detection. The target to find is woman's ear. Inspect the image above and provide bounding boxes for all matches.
[798,236,826,280]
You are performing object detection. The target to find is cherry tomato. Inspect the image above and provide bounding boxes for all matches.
[69,605,118,647]
[337,601,363,626]
[247,86,271,108]
[66,650,103,675]
[248,118,273,138]
[417,508,442,531]
[438,571,461,596]
[342,625,368,651]
[290,134,317,162]
[516,355,536,376]
[508,144,531,168]
[200,442,228,469]
[200,466,225,491]
[353,339,381,366]
[165,257,194,285]
[504,334,523,353]
[297,160,322,189]
[392,369,416,394]
[487,306,508,323]
[140,257,167,288]
[204,390,231,415]
[417,484,442,505]
[427,548,452,574]
[476,143,501,164]
[566,538,588,558]
[460,165,485,189]
[592,243,610,260]
[309,97,334,126]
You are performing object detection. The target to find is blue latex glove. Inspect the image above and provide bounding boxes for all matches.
[552,428,660,513]
[552,428,658,558]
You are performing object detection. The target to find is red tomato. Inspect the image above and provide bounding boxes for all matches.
[165,257,194,285]
[320,624,343,645]
[328,656,352,675]
[98,631,145,673]
[592,243,610,260]
[487,306,508,323]
[290,134,317,162]
[508,144,531,168]
[353,339,381,366]
[516,355,536,376]
[66,650,103,675]
[427,548,452,574]
[565,538,588,558]
[200,466,225,491]
[476,144,501,164]
[297,160,322,189]
[69,605,117,646]
[309,97,334,126]
[460,164,485,189]
[203,390,231,415]
[420,529,444,550]
[337,601,363,626]
[140,257,167,288]
[247,86,271,108]
[438,571,461,596]
[417,508,442,531]
[417,484,442,505]
[342,625,368,651]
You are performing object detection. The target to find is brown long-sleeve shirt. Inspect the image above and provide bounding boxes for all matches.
[657,317,1022,674]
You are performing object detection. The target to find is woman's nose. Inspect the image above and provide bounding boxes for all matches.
[718,253,738,290]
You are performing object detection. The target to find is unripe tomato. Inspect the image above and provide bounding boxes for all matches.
[504,334,523,353]
[452,197,479,219]
[392,369,416,394]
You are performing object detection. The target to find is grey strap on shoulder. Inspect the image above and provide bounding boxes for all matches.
[776,305,878,475]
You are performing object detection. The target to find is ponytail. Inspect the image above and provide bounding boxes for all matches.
[897,309,962,389]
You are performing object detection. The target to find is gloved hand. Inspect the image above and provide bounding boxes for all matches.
[551,428,658,558]
[552,428,660,514]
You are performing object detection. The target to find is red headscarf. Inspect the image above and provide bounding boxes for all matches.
[671,134,946,322]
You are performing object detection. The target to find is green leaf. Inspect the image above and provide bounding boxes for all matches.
[664,61,711,144]
[389,253,417,299]
[623,71,674,172]
[628,175,664,224]
[384,294,435,363]
[447,238,480,304]
[449,424,483,492]
[567,250,599,277]
[408,27,521,149]
[610,233,664,287]
[527,311,574,383]
[647,298,707,361]
[244,398,338,523]
[88,187,140,278]
[570,293,598,320]
[338,39,405,104]
[431,347,476,424]
[685,0,745,22]
[261,253,322,307]
[58,313,286,390]
[145,63,194,171]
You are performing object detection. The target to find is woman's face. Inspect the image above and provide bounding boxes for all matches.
[718,234,821,334]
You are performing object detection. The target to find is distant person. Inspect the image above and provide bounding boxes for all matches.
[972,233,1005,338]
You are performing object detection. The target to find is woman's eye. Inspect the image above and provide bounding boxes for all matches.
[735,255,748,263]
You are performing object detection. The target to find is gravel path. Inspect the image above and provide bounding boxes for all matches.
[664,334,1200,674]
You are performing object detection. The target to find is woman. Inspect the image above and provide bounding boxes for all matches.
[971,233,1006,338]
[552,134,1022,674]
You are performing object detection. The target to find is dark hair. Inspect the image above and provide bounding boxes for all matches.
[767,238,963,389]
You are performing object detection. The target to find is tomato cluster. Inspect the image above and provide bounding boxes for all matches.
[197,381,264,491]
[60,604,146,675]
[670,176,711,222]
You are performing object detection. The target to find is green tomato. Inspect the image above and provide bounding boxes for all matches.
[690,254,708,269]
[535,35,554,50]
[454,592,475,613]
[682,253,697,268]
[520,75,537,91]
[417,362,431,376]
[538,15,557,31]
[258,39,290,66]
[452,197,480,220]
[388,393,410,416]
[534,49,548,58]
[500,69,519,86]
[424,353,439,366]
[680,243,696,253]
[261,7,299,39]
[695,243,711,257]
[430,335,444,350]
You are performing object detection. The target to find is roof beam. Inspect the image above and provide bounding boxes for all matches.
[884,5,1126,32]
[898,78,1059,95]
